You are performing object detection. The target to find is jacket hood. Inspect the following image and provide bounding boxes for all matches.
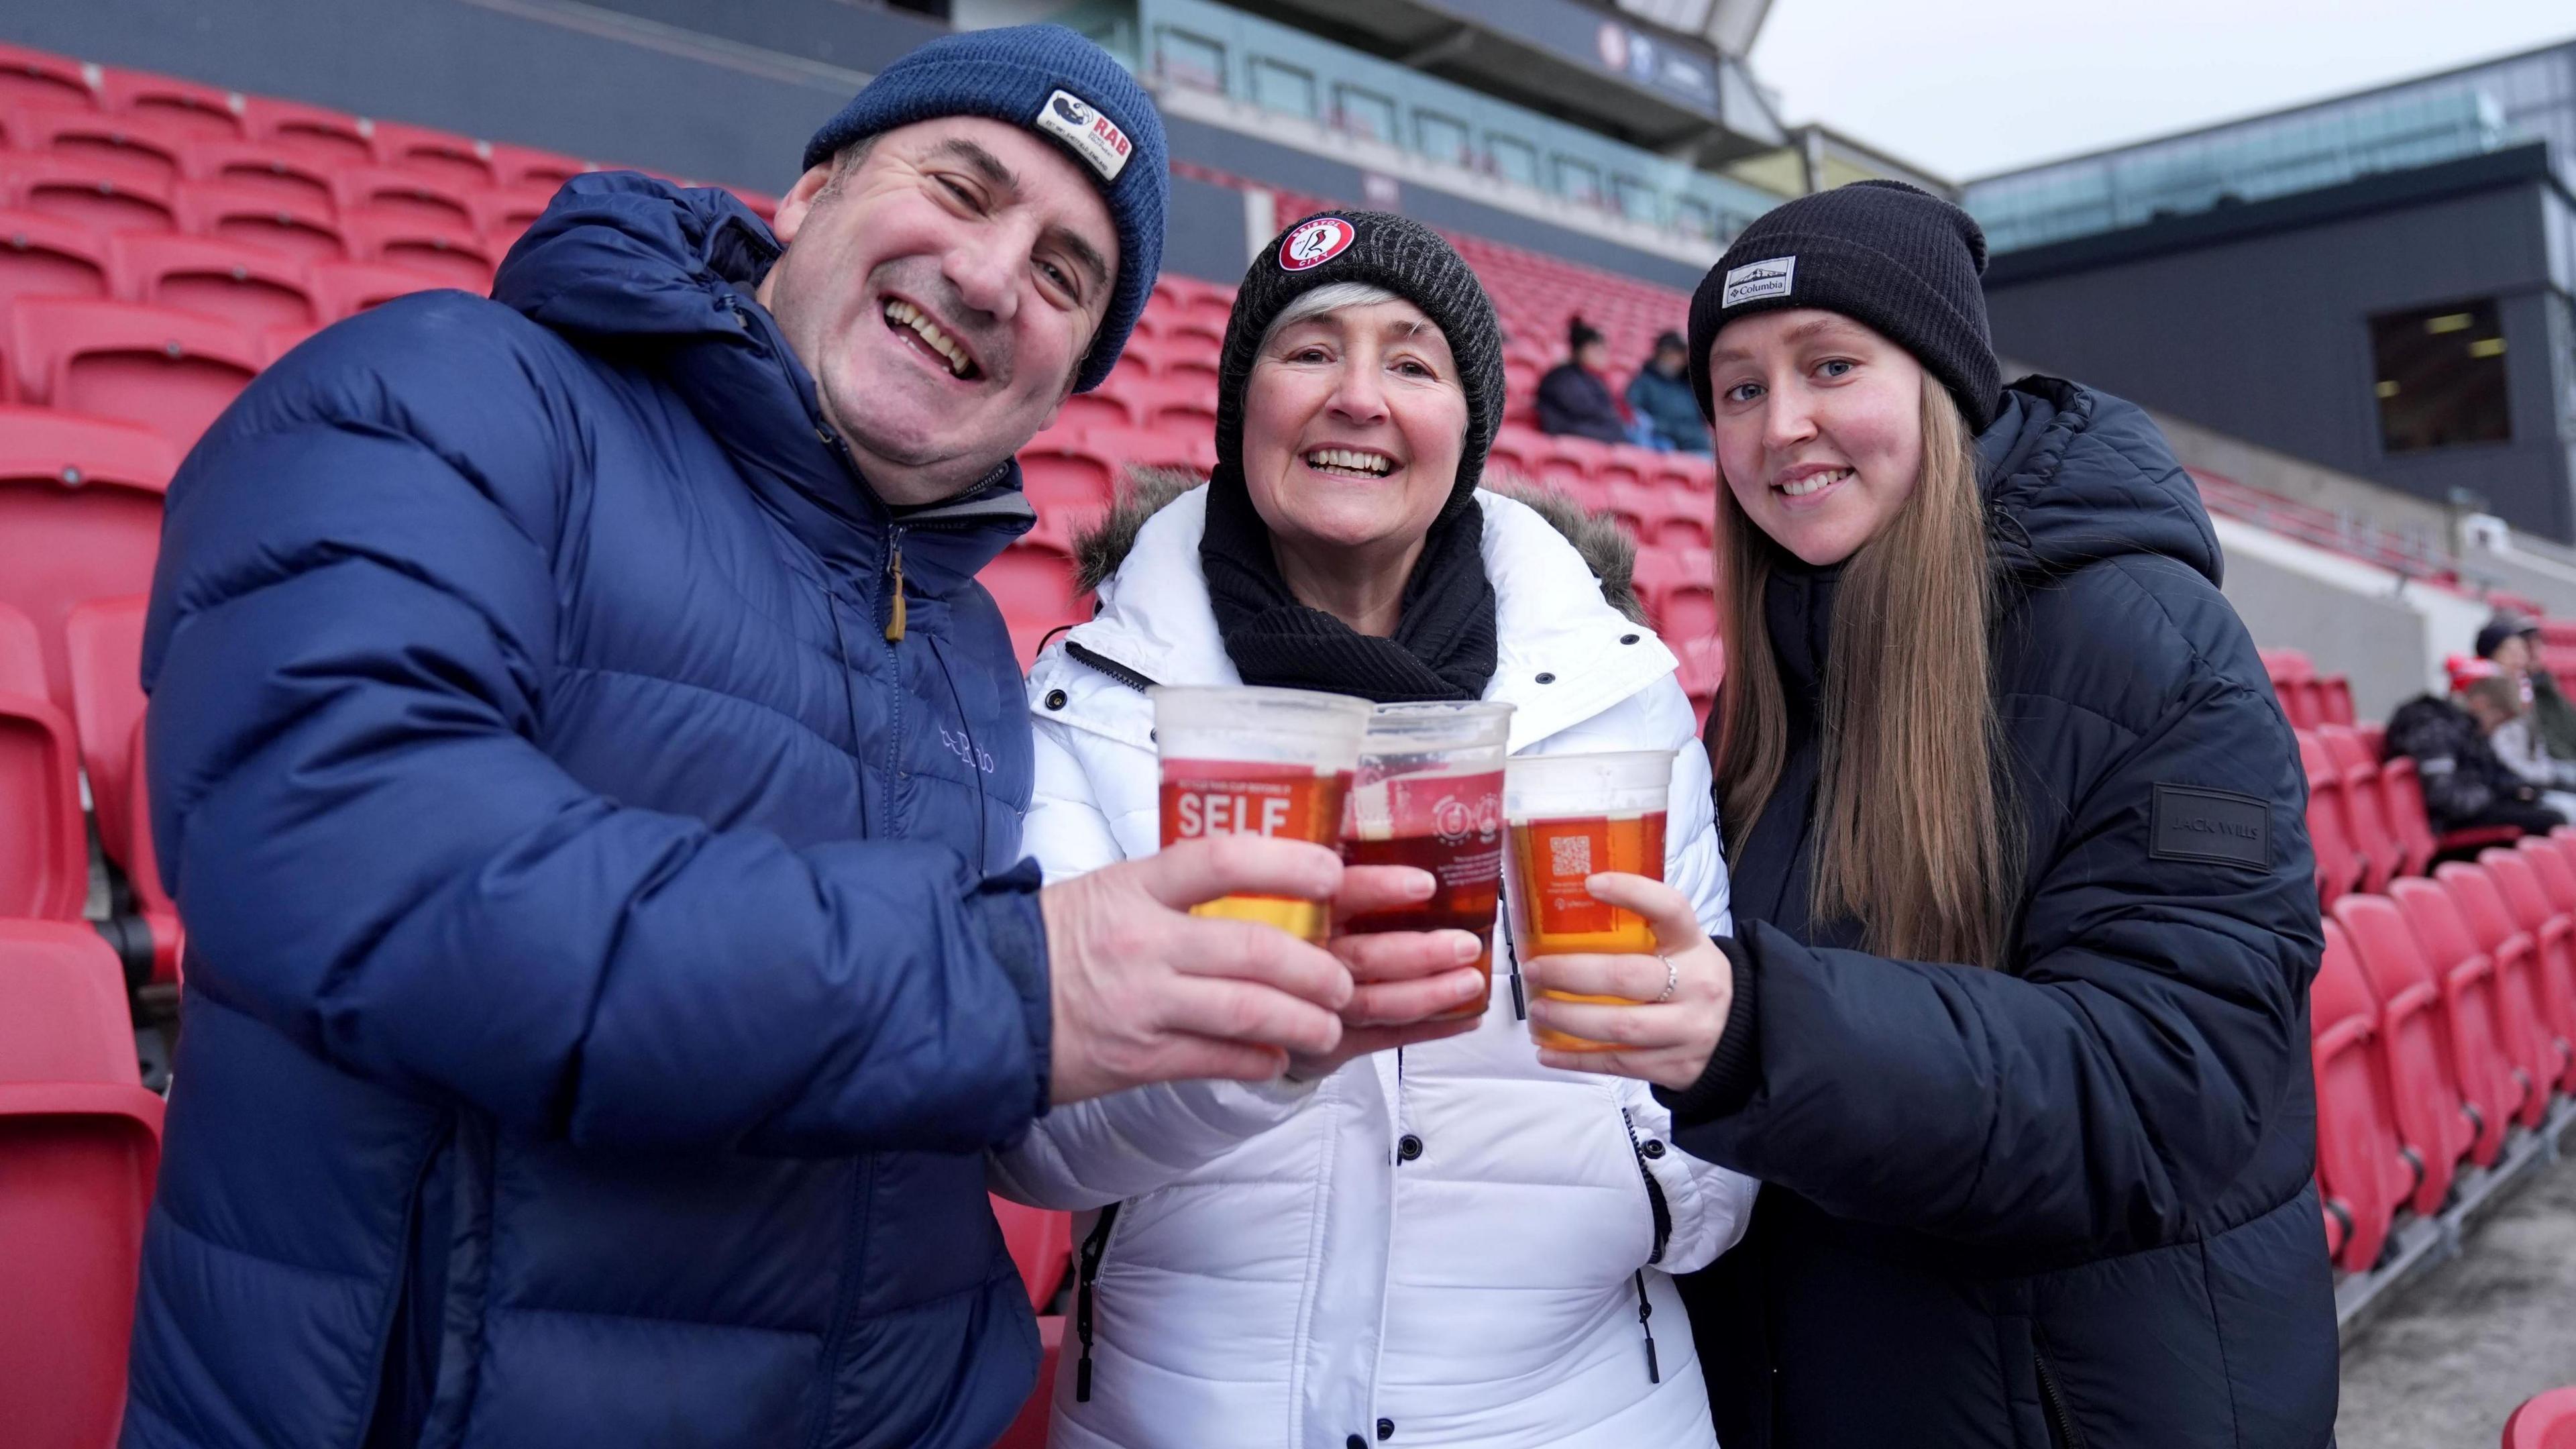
[494,172,1032,594]
[1979,376,2220,590]
[1071,466,1646,624]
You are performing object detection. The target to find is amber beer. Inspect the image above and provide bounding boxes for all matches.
[1152,686,1373,942]
[1338,702,1516,1019]
[1501,750,1674,1051]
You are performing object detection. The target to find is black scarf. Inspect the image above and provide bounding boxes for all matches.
[1199,467,1498,703]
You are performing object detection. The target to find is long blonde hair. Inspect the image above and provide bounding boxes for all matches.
[1711,370,2021,967]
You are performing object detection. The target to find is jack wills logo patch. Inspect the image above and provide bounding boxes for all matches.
[1721,255,1794,307]
[1035,89,1132,182]
[2149,784,2269,867]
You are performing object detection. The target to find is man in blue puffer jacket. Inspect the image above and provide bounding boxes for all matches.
[122,27,1457,1449]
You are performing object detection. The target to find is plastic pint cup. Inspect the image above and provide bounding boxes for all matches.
[1338,702,1517,1019]
[1502,749,1672,1051]
[1153,686,1374,943]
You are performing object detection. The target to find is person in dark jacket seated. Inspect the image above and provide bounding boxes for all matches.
[1536,317,1631,443]
[1519,180,2337,1449]
[1626,329,1711,453]
[122,28,1475,1449]
[2387,659,2567,839]
[2479,609,2576,761]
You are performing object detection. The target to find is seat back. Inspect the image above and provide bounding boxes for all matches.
[0,207,114,314]
[0,601,88,920]
[2379,755,2437,879]
[2506,1387,2576,1449]
[11,297,260,449]
[2298,730,2361,904]
[2435,861,2556,1125]
[2319,724,2397,892]
[0,919,165,1449]
[2332,892,2471,1213]
[110,231,317,331]
[2390,875,2518,1163]
[2310,918,2400,1272]
[64,594,149,868]
[2485,846,2576,1093]
[0,406,174,716]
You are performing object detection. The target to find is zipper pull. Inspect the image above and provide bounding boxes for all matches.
[884,539,907,643]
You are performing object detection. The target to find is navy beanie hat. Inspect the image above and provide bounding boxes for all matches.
[802,23,1167,392]
[1686,179,2000,431]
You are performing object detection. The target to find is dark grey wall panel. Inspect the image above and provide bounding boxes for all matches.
[1986,156,2575,541]
[1163,171,1251,286]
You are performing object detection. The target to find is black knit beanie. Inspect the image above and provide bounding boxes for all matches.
[1686,180,2001,432]
[1214,210,1504,523]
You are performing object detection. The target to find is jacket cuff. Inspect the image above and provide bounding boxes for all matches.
[1654,932,1760,1127]
[965,859,1053,1126]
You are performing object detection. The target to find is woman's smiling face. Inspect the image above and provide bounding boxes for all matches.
[1702,309,1926,567]
[1240,297,1466,558]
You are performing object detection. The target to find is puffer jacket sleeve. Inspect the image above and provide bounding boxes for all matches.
[991,704,1320,1208]
[1668,656,2320,1256]
[144,337,1050,1159]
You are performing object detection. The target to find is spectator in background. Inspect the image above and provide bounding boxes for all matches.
[119,30,1472,1449]
[2385,657,2567,839]
[2461,673,2576,820]
[1536,316,1632,443]
[2479,609,2576,760]
[1627,329,1712,453]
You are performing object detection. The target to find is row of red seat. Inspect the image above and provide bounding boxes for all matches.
[2312,833,2576,1277]
[2262,648,2356,731]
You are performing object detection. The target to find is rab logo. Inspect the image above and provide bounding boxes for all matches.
[1034,88,1132,182]
[1280,217,1355,272]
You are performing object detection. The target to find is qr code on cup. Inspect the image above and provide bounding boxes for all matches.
[1550,834,1591,877]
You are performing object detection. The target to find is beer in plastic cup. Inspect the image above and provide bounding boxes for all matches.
[1502,749,1673,1051]
[1153,686,1373,942]
[1338,702,1516,1020]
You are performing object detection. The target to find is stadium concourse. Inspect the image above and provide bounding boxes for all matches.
[3,36,2576,1449]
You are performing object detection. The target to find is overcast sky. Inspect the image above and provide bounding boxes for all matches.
[1750,2,2575,182]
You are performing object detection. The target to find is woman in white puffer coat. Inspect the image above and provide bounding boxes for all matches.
[990,211,1754,1449]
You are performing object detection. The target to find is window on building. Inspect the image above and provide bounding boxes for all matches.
[2370,298,2512,453]
[1335,85,1397,144]
[1250,58,1318,119]
[1672,197,1715,240]
[1556,156,1603,205]
[1157,28,1225,93]
[1489,135,1540,187]
[1416,111,1471,166]
[1612,174,1660,222]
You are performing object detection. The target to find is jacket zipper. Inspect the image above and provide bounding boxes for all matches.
[1073,1201,1122,1403]
[2035,1344,2086,1449]
[884,537,906,642]
[1064,639,1161,694]
[1619,1108,1668,1383]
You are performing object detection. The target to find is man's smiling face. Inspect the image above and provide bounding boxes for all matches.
[757,115,1120,506]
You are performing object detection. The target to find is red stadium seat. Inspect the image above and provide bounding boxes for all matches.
[1083,423,1213,476]
[1051,390,1140,433]
[119,714,185,982]
[9,297,260,450]
[2318,724,2399,893]
[329,166,477,235]
[0,919,164,1449]
[178,138,337,209]
[1633,546,1717,645]
[990,1314,1064,1449]
[0,602,87,922]
[0,207,113,318]
[173,179,345,262]
[337,213,495,292]
[2379,755,2438,879]
[1678,634,1722,729]
[2475,847,2576,1095]
[237,95,375,168]
[109,231,317,331]
[63,594,146,861]
[2297,731,2361,905]
[989,1196,1073,1309]
[2310,917,2402,1272]
[2316,674,2355,727]
[1016,433,1119,515]
[95,66,246,140]
[2333,892,2473,1212]
[0,42,101,114]
[488,143,589,191]
[4,154,176,234]
[370,119,499,188]
[982,538,1090,645]
[307,258,454,323]
[2434,862,2559,1126]
[7,107,193,189]
[2263,649,2320,729]
[0,406,175,715]
[2506,1387,2576,1449]
[2390,875,2525,1160]
[466,186,559,256]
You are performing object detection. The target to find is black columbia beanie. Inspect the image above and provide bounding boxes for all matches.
[1686,179,2001,431]
[1214,210,1504,522]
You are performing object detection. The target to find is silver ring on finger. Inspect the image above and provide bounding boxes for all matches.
[1654,955,1678,1004]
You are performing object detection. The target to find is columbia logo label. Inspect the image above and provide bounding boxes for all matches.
[1034,88,1132,182]
[1721,256,1796,307]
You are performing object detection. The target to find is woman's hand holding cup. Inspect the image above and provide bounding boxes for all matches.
[1285,863,1488,1080]
[1523,872,1735,1091]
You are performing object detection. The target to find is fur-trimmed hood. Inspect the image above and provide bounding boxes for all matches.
[1071,466,1645,624]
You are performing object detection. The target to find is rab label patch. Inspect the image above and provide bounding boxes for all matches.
[1280,216,1356,272]
[1035,89,1132,182]
[1721,255,1795,307]
[2149,784,2269,867]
